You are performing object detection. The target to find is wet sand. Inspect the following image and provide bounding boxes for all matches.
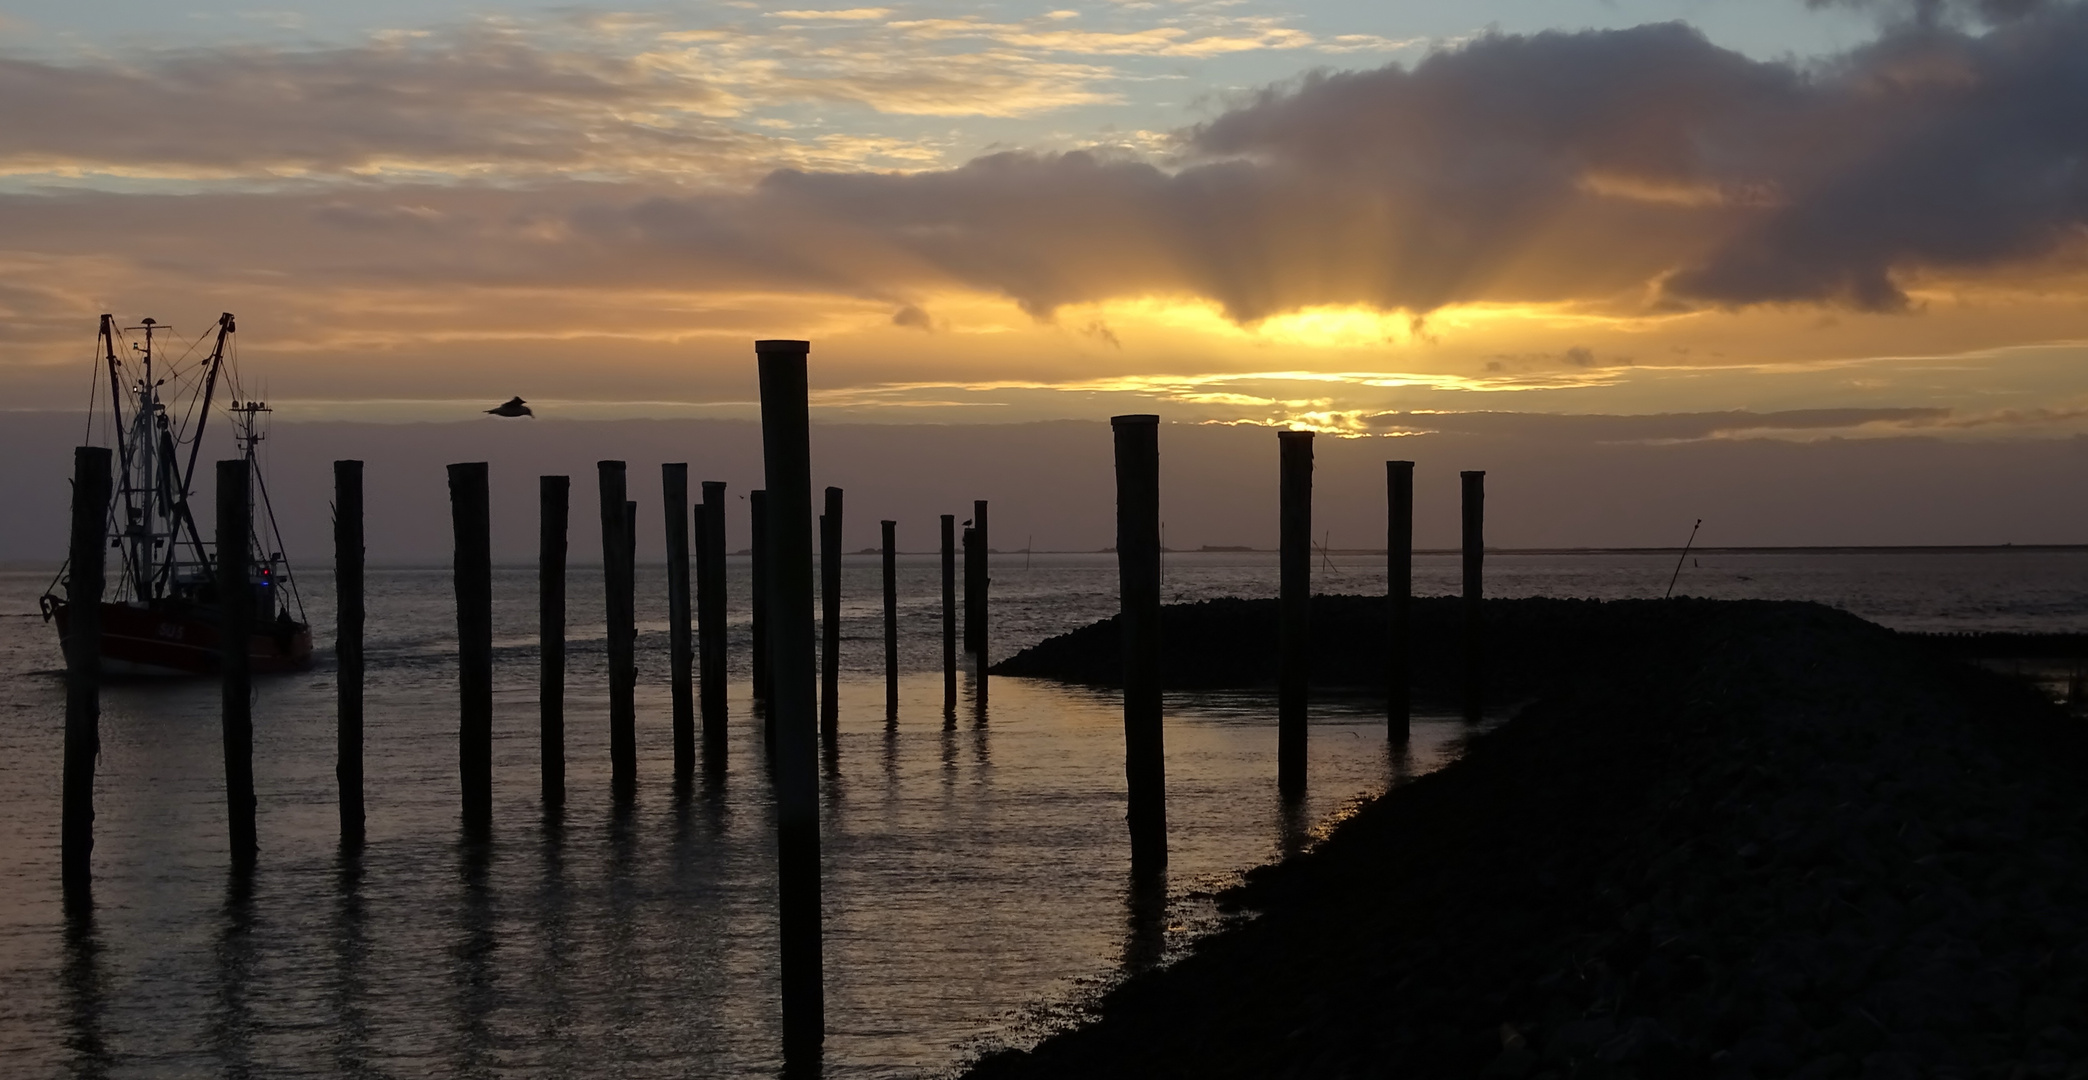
[968,599,2088,1077]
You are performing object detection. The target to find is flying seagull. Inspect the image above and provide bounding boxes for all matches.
[486,396,533,418]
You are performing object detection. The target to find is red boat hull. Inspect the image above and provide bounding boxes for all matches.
[46,598,313,676]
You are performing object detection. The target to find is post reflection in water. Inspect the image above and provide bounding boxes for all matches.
[452,842,499,1075]
[535,818,577,1074]
[1121,868,1170,977]
[330,854,375,1079]
[60,901,110,1080]
[210,873,259,1077]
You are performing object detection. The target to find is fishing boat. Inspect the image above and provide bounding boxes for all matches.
[39,314,312,675]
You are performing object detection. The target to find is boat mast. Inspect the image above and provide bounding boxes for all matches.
[165,313,233,581]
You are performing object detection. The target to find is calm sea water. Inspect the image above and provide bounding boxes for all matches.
[0,549,2082,1078]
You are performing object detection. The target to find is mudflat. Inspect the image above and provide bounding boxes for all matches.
[968,600,2088,1077]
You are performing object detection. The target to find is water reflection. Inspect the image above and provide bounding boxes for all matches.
[210,875,258,1077]
[60,903,109,1080]
[1277,793,1312,861]
[331,854,375,1078]
[1121,868,1169,977]
[452,843,498,1075]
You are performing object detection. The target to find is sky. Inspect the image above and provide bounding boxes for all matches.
[1,0,2085,553]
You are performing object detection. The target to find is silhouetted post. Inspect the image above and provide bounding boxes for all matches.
[599,462,636,802]
[540,475,569,809]
[751,489,771,705]
[1386,460,1414,745]
[335,460,366,847]
[881,520,898,721]
[450,463,493,840]
[701,481,729,753]
[62,445,110,897]
[1277,431,1313,799]
[1461,470,1485,723]
[972,500,990,695]
[664,464,695,780]
[819,487,843,748]
[216,459,257,870]
[940,514,956,714]
[756,339,823,1058]
[1113,416,1166,869]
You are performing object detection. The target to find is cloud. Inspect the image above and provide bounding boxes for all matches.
[2,7,2086,333]
[1360,407,1955,441]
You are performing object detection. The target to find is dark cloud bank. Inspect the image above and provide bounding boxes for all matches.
[2,5,2084,322]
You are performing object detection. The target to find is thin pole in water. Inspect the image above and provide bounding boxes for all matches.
[1665,518,1704,599]
[62,445,110,901]
[450,462,493,842]
[1277,431,1313,800]
[540,475,569,811]
[335,460,365,848]
[882,519,897,722]
[663,463,694,780]
[217,458,257,872]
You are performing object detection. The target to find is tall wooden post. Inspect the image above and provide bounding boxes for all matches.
[450,463,493,840]
[664,464,695,780]
[1277,431,1313,799]
[540,475,569,810]
[881,520,898,721]
[62,445,110,897]
[819,488,843,748]
[598,462,636,803]
[971,500,989,697]
[1113,416,1165,870]
[1461,470,1486,723]
[755,339,823,1058]
[216,459,258,870]
[335,460,366,847]
[700,481,729,753]
[751,489,770,704]
[940,514,956,714]
[1387,460,1414,745]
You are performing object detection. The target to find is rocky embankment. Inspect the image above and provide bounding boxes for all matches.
[966,600,2088,1077]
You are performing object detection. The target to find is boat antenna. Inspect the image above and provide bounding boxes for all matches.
[1665,518,1703,599]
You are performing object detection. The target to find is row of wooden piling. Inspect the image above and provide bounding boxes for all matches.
[56,346,1489,1063]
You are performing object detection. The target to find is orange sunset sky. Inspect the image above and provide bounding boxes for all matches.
[1,0,2086,556]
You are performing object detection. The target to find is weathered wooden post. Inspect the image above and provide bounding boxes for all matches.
[970,500,989,696]
[701,481,729,753]
[1277,431,1313,799]
[216,459,258,870]
[62,445,110,897]
[940,514,956,714]
[449,462,493,840]
[1387,460,1414,745]
[598,462,636,803]
[751,489,770,703]
[664,464,696,780]
[335,460,366,847]
[1113,416,1166,869]
[819,488,843,748]
[1462,469,1486,723]
[540,475,569,810]
[756,339,823,1058]
[881,520,898,721]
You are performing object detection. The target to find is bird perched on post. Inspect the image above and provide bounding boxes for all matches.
[486,396,532,418]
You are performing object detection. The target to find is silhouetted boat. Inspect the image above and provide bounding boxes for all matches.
[40,314,312,675]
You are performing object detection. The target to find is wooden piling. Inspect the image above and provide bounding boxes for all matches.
[755,339,823,1057]
[881,519,897,721]
[62,445,110,896]
[1461,470,1485,723]
[335,460,366,847]
[216,459,258,869]
[598,462,636,802]
[751,489,770,704]
[664,464,695,780]
[700,481,729,752]
[940,514,956,714]
[1113,416,1166,869]
[449,462,493,840]
[969,500,989,674]
[1277,430,1313,799]
[1386,460,1414,745]
[540,475,569,809]
[819,488,843,748]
